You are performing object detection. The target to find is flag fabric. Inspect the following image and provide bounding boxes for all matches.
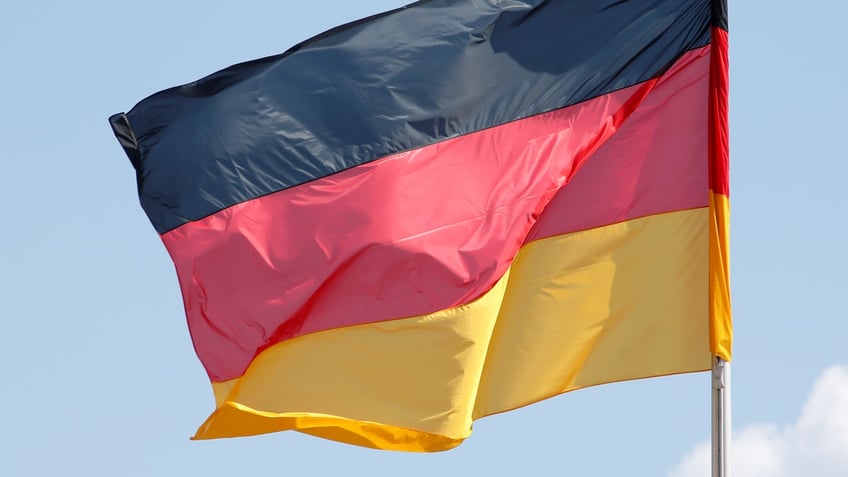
[110,0,731,451]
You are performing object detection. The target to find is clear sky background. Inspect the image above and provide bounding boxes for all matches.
[1,1,846,476]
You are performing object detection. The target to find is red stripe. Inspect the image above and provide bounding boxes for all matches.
[528,45,711,241]
[162,47,709,382]
[709,27,729,196]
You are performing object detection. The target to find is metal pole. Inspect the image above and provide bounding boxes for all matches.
[711,357,731,477]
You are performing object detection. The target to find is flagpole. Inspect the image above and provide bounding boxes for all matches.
[711,357,731,477]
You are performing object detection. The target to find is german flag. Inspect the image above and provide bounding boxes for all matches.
[110,0,731,451]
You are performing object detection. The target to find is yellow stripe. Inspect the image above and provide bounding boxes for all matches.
[197,208,712,450]
[709,193,732,360]
[474,208,711,417]
[196,270,511,449]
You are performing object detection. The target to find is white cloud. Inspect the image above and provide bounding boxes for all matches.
[668,365,848,477]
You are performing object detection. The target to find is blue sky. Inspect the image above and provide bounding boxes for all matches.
[1,1,846,475]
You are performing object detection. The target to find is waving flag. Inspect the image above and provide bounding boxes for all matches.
[110,0,731,451]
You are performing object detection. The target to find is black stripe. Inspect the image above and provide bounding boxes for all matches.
[112,0,712,234]
[108,113,141,170]
[712,0,728,30]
